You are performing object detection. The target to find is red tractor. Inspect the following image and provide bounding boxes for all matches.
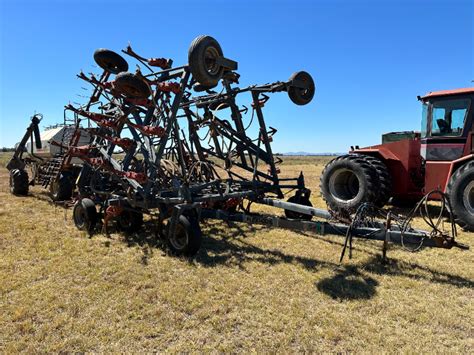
[320,87,474,230]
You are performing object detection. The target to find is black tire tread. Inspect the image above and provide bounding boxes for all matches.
[319,154,377,213]
[355,154,392,207]
[94,48,129,74]
[288,71,315,106]
[446,160,474,231]
[188,35,224,88]
[10,169,29,196]
[167,215,202,257]
[50,172,74,201]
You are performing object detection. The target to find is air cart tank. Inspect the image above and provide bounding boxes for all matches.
[24,125,90,162]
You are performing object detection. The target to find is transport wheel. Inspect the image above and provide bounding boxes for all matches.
[114,72,151,99]
[284,194,313,220]
[73,198,98,232]
[9,169,29,196]
[117,209,144,233]
[93,48,129,74]
[320,154,377,213]
[50,172,74,201]
[288,71,315,105]
[446,160,474,231]
[356,154,392,207]
[166,215,202,257]
[188,35,224,88]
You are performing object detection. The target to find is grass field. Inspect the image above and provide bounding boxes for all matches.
[0,153,473,352]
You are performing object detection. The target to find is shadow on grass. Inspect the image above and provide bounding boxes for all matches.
[33,194,472,297]
[361,255,474,289]
[316,266,378,300]
[196,221,339,272]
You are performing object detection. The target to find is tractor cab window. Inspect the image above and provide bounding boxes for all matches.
[430,98,470,137]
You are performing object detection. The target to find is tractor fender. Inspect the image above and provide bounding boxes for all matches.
[350,148,400,161]
[444,154,474,191]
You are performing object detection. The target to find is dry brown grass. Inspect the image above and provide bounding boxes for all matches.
[0,153,473,352]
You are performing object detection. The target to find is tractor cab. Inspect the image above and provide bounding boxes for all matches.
[418,88,474,162]
[320,86,474,231]
[417,88,474,194]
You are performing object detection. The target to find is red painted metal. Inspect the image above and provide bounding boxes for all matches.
[155,81,180,94]
[350,87,474,204]
[352,137,424,201]
[421,87,474,100]
[424,161,451,193]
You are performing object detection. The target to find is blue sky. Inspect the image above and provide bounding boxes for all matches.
[0,0,472,152]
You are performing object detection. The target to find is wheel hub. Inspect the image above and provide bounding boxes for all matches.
[204,46,220,75]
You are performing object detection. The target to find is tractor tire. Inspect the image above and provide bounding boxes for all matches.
[73,198,98,232]
[117,209,144,233]
[114,72,151,99]
[446,160,474,231]
[320,154,377,213]
[50,172,74,201]
[188,35,224,88]
[9,169,29,196]
[356,154,392,207]
[93,48,129,74]
[288,71,315,106]
[166,215,202,257]
[284,194,313,220]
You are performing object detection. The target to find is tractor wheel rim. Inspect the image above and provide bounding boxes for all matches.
[462,180,474,215]
[204,46,220,75]
[328,168,360,203]
[169,224,189,250]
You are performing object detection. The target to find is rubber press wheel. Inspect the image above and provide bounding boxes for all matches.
[166,215,202,257]
[73,198,98,232]
[188,35,224,88]
[94,48,129,74]
[114,72,151,99]
[288,71,315,105]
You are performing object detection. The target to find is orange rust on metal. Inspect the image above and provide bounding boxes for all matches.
[148,58,170,69]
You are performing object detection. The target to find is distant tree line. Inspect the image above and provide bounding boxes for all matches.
[1,147,15,152]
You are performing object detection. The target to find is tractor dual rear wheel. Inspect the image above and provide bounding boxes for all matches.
[320,154,391,213]
[447,161,474,231]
